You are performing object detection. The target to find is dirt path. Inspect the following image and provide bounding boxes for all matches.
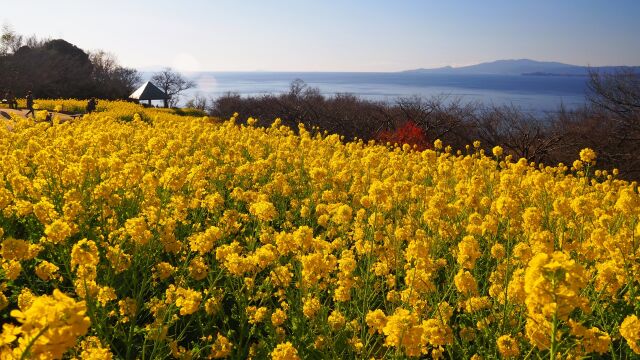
[1,108,76,121]
[2,108,81,131]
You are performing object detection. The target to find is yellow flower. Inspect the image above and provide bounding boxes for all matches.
[189,226,223,254]
[422,318,453,348]
[524,251,588,321]
[1,260,22,280]
[579,148,596,164]
[568,320,611,355]
[454,269,478,296]
[620,315,640,354]
[188,256,209,280]
[366,309,387,334]
[97,287,117,306]
[299,252,337,289]
[210,333,233,358]
[492,146,503,157]
[496,335,520,358]
[0,238,30,260]
[572,159,584,171]
[247,306,268,324]
[105,245,131,273]
[381,308,424,357]
[17,288,35,311]
[249,200,277,221]
[70,238,100,269]
[615,188,639,214]
[457,235,481,269]
[331,204,353,225]
[11,289,90,359]
[328,310,346,331]
[166,286,202,316]
[118,297,137,323]
[303,296,321,319]
[271,309,287,327]
[34,260,59,281]
[270,264,293,288]
[78,336,113,360]
[0,292,8,311]
[153,262,175,280]
[271,342,300,360]
[522,207,543,233]
[124,217,152,245]
[490,243,505,259]
[463,296,492,313]
[43,219,73,244]
[0,323,21,347]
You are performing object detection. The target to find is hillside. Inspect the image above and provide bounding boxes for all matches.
[0,101,639,358]
[404,59,640,76]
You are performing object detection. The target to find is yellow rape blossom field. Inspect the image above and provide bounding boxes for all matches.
[0,100,639,359]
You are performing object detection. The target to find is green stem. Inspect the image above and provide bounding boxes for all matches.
[550,310,558,360]
[20,325,49,360]
[549,279,558,360]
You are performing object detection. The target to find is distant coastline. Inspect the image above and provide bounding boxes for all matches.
[403,59,640,76]
[522,72,589,77]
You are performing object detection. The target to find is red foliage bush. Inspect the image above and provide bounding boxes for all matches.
[376,120,430,151]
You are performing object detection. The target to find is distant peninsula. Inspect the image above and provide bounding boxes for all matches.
[403,59,640,76]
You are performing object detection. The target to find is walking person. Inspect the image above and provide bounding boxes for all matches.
[25,91,35,118]
[8,91,17,109]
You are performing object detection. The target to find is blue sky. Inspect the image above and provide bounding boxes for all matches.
[3,0,639,71]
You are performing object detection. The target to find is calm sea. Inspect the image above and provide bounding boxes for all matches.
[178,72,589,112]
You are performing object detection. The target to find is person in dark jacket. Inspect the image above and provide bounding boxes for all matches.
[8,91,17,109]
[86,97,97,113]
[25,91,35,117]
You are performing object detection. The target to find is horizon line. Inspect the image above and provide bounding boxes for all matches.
[135,59,640,74]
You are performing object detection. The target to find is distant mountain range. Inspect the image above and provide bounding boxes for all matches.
[403,59,640,76]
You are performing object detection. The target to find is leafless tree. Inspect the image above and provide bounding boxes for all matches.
[587,68,640,137]
[23,34,48,49]
[89,51,141,98]
[152,68,196,108]
[395,95,477,147]
[1,24,23,55]
[114,67,142,95]
[474,105,563,163]
[582,69,640,177]
[288,78,307,97]
[185,93,208,110]
[90,51,118,78]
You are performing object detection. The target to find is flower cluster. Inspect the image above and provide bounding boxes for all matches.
[0,289,90,359]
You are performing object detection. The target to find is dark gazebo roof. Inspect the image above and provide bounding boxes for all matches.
[129,81,169,100]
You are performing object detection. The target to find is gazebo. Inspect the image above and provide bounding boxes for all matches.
[129,81,169,106]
